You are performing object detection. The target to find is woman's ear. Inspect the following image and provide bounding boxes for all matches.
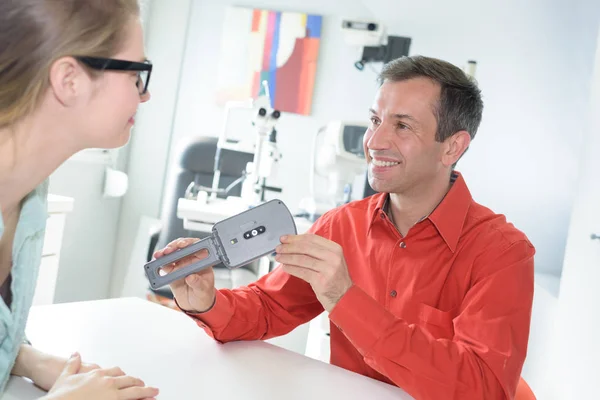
[442,130,471,167]
[48,56,90,107]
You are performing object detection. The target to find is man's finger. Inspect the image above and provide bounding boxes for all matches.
[278,235,332,255]
[280,234,341,253]
[281,264,317,284]
[155,239,183,257]
[175,238,200,249]
[160,264,174,274]
[275,240,343,265]
[275,241,332,262]
[155,238,200,258]
[276,254,322,273]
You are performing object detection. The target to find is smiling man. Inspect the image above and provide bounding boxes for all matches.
[156,55,535,400]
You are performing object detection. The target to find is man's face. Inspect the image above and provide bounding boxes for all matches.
[363,78,447,195]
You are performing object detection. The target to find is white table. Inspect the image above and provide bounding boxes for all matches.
[5,298,412,400]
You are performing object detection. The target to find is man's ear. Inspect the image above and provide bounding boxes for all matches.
[442,130,471,167]
[48,56,89,107]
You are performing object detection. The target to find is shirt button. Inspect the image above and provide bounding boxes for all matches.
[390,290,397,298]
[399,242,406,248]
[380,212,385,219]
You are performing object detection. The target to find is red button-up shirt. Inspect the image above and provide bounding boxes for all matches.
[188,172,535,399]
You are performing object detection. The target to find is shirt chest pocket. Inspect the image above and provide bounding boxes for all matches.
[418,303,456,339]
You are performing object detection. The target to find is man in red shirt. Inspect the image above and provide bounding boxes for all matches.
[155,55,535,399]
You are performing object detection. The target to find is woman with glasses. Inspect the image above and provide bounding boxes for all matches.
[0,0,157,399]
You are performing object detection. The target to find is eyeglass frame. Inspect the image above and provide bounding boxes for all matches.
[75,56,152,95]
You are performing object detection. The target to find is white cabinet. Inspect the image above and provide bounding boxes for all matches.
[32,195,74,306]
[33,255,59,306]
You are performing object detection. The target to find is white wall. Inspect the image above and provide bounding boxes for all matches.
[49,161,120,302]
[109,0,194,296]
[161,0,600,279]
[548,22,600,399]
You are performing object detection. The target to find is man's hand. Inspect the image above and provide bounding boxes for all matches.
[153,238,216,313]
[275,234,353,312]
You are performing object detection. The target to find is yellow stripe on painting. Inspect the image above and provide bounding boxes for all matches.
[300,13,307,29]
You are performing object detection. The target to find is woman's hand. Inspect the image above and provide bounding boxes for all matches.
[14,345,100,391]
[42,353,159,400]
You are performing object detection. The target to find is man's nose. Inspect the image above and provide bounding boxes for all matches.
[366,123,392,150]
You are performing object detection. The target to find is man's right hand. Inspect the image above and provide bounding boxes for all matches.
[153,238,216,313]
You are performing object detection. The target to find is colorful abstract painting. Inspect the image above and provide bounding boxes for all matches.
[215,7,322,115]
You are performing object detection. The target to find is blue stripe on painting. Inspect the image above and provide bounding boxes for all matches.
[268,12,281,107]
[306,15,322,38]
[268,69,277,108]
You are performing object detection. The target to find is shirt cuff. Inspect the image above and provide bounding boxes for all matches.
[176,291,232,341]
[329,285,399,356]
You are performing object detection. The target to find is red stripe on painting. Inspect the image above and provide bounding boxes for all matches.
[298,38,320,115]
[251,9,261,32]
[275,38,306,114]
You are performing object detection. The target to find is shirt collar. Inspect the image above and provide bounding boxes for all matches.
[368,192,389,232]
[427,171,471,252]
[368,171,472,252]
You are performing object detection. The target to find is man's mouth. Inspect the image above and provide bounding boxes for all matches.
[371,158,400,167]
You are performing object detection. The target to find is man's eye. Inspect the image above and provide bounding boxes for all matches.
[396,123,409,130]
[370,117,380,126]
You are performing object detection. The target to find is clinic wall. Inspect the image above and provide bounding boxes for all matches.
[49,162,120,302]
[109,0,193,297]
[165,0,600,278]
[548,24,600,399]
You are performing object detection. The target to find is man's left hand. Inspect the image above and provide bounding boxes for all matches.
[275,234,353,312]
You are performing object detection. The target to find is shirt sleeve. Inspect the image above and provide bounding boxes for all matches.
[183,215,332,343]
[329,240,535,400]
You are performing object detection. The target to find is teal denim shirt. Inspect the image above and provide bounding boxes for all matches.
[0,181,48,393]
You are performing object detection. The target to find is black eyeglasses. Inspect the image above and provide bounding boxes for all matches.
[75,56,152,95]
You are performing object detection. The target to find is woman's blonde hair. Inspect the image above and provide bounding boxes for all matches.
[0,0,140,128]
